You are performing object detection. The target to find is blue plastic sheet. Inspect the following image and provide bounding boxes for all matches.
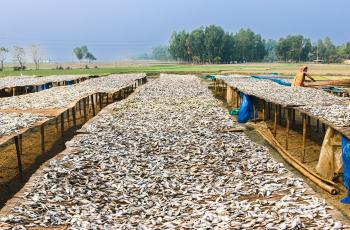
[66,80,74,85]
[251,75,292,87]
[238,93,256,123]
[322,86,344,93]
[341,136,350,204]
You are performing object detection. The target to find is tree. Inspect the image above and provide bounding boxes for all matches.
[233,28,265,62]
[188,28,205,63]
[73,46,96,63]
[0,47,9,72]
[264,39,278,62]
[204,25,225,63]
[31,44,43,70]
[85,52,96,63]
[276,35,311,62]
[13,46,26,69]
[73,47,84,62]
[152,45,171,61]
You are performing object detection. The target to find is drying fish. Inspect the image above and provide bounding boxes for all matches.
[219,75,348,107]
[0,74,344,229]
[0,74,146,110]
[0,112,49,137]
[302,104,350,127]
[0,74,89,89]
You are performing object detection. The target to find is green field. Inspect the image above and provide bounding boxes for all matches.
[1,63,350,80]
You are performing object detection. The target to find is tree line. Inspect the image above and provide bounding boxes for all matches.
[0,45,97,72]
[150,25,350,64]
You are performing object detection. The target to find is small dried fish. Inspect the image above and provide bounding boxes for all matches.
[0,74,344,229]
[0,112,49,137]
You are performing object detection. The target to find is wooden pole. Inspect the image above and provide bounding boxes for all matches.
[79,99,82,119]
[253,104,257,123]
[292,110,296,127]
[55,117,59,133]
[278,105,282,125]
[19,134,23,155]
[302,114,307,163]
[91,94,96,116]
[262,101,266,121]
[60,113,64,137]
[308,116,311,138]
[40,125,45,154]
[72,107,77,130]
[83,98,87,121]
[273,104,278,136]
[99,93,103,109]
[14,136,24,182]
[67,109,70,127]
[285,109,290,150]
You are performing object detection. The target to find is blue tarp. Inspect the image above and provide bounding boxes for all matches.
[66,80,74,85]
[341,136,350,204]
[251,75,292,87]
[322,86,344,93]
[238,93,256,123]
[203,75,216,80]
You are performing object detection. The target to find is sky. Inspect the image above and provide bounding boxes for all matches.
[0,0,349,61]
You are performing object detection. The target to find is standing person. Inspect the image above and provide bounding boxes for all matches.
[292,66,315,87]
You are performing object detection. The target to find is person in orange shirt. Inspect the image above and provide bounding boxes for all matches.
[292,66,315,86]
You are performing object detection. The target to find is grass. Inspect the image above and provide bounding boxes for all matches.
[1,62,350,80]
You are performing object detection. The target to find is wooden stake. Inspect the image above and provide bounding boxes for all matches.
[91,94,96,116]
[308,116,311,138]
[14,136,24,182]
[99,93,103,109]
[262,101,266,121]
[60,113,64,137]
[55,117,59,133]
[302,114,307,163]
[292,110,296,127]
[72,107,77,130]
[285,109,290,150]
[67,109,70,127]
[83,98,87,121]
[253,104,257,123]
[273,104,278,136]
[40,125,45,154]
[278,105,282,125]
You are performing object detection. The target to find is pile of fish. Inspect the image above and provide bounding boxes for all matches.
[0,74,145,110]
[301,104,350,127]
[220,76,348,107]
[0,75,89,89]
[0,112,49,137]
[1,74,344,229]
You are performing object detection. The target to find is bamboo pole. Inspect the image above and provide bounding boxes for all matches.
[253,104,257,123]
[308,116,311,138]
[40,125,45,154]
[72,107,77,130]
[91,94,96,116]
[273,104,278,136]
[67,109,70,127]
[60,113,64,137]
[285,109,290,150]
[262,101,266,121]
[14,136,24,182]
[302,114,307,163]
[83,98,87,121]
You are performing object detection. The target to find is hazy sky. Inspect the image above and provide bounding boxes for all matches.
[0,0,349,61]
